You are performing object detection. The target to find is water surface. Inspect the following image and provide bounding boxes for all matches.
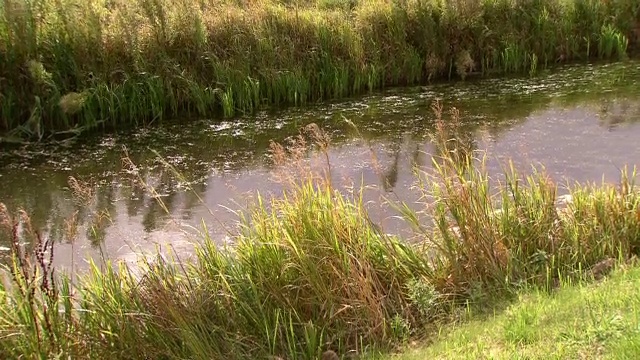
[1,61,640,272]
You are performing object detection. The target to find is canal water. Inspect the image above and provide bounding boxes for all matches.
[1,60,639,273]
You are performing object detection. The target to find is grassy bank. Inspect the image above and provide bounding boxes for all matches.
[1,106,640,359]
[390,264,640,359]
[1,0,639,140]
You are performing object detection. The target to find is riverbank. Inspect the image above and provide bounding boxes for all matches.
[1,108,639,359]
[1,0,638,141]
[388,262,640,359]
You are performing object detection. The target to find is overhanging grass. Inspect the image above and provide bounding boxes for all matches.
[0,180,439,359]
[1,0,639,140]
[387,264,640,359]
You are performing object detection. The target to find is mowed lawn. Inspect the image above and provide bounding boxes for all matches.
[388,265,640,360]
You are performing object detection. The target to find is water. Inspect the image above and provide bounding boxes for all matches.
[1,61,640,273]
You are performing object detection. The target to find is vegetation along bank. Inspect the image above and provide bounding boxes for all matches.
[1,0,640,140]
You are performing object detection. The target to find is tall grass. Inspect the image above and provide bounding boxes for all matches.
[0,175,438,358]
[1,104,640,358]
[399,102,640,296]
[1,0,639,140]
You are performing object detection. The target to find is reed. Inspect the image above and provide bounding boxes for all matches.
[1,0,639,140]
[397,102,640,296]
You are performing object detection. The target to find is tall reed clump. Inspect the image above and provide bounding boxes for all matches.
[188,182,438,357]
[1,0,639,140]
[399,102,640,298]
[0,130,442,358]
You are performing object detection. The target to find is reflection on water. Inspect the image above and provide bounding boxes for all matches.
[1,60,640,272]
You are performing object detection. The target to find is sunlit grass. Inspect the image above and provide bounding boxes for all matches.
[0,173,440,358]
[387,264,640,359]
